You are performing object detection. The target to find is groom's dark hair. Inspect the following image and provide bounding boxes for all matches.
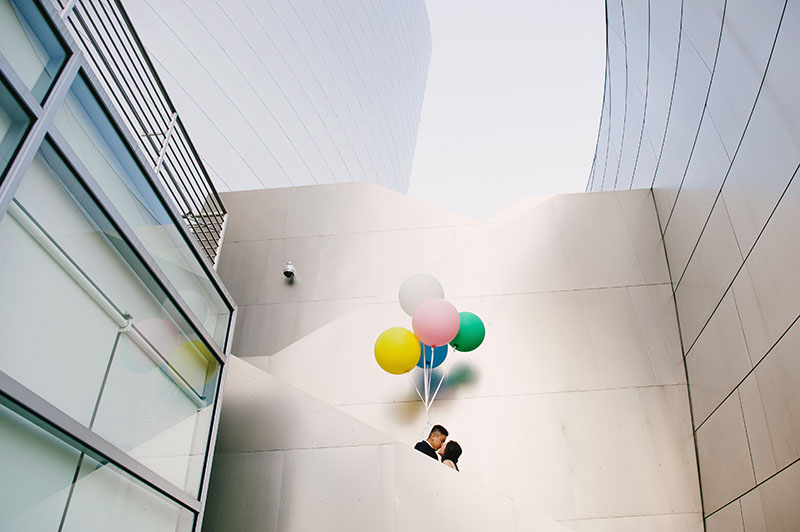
[429,424,449,437]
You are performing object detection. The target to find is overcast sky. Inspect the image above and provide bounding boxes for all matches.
[408,0,607,219]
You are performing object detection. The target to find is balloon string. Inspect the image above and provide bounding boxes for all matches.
[426,345,436,412]
[427,363,432,407]
[411,374,424,404]
[423,357,430,418]
[423,361,427,406]
[429,363,451,406]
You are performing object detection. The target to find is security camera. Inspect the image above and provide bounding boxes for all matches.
[283,261,296,279]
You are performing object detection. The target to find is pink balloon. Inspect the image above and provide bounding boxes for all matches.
[412,298,460,347]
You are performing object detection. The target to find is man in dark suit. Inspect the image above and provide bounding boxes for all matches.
[414,424,448,460]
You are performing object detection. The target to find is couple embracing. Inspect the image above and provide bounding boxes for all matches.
[414,424,462,471]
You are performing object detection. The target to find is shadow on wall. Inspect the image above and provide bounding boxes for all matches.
[391,363,481,424]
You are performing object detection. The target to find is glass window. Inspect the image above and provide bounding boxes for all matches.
[0,76,30,181]
[0,141,222,495]
[91,332,217,494]
[0,399,195,532]
[53,73,231,350]
[61,454,195,532]
[0,400,82,532]
[0,0,67,102]
[0,157,121,426]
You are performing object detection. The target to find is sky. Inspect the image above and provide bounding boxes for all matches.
[407,0,607,219]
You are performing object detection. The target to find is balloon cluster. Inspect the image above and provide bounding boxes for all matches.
[374,273,485,375]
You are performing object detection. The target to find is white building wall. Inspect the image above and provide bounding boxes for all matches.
[588,1,800,528]
[123,0,431,193]
[217,182,493,356]
[204,356,575,532]
[214,184,703,531]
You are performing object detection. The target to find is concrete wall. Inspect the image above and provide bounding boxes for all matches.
[203,356,574,532]
[217,182,493,356]
[588,1,800,528]
[216,184,703,531]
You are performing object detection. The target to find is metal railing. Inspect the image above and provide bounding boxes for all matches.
[54,0,227,265]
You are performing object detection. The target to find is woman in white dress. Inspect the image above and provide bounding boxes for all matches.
[438,440,462,471]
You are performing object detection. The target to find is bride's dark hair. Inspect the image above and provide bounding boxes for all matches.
[441,440,462,464]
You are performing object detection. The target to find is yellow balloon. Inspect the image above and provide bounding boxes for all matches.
[374,327,420,375]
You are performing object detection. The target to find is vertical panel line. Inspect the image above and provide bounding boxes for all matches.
[661,0,729,233]
[56,453,86,532]
[628,0,651,190]
[650,188,708,525]
[649,0,685,192]
[672,0,790,293]
[612,0,629,189]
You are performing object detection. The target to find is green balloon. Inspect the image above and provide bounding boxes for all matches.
[449,312,485,352]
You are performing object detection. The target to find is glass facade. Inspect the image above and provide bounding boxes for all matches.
[4,141,220,493]
[0,76,30,182]
[0,0,67,102]
[0,2,234,530]
[0,398,195,532]
[52,74,230,349]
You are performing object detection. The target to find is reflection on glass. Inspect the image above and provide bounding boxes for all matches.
[0,400,82,532]
[0,399,194,532]
[0,0,67,101]
[1,142,221,494]
[61,454,195,532]
[92,332,216,495]
[0,156,121,426]
[0,77,30,181]
[53,74,230,349]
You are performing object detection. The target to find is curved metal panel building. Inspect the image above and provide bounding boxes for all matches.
[124,0,432,193]
[588,1,800,528]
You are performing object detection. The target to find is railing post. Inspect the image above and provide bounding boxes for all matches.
[60,0,78,20]
[154,111,178,177]
[54,0,227,266]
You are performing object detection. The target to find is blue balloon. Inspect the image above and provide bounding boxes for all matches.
[416,342,448,369]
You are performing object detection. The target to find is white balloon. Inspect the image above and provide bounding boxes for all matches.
[399,273,444,317]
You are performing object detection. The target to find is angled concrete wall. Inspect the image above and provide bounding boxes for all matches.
[588,1,800,528]
[216,184,703,531]
[203,356,574,532]
[216,182,492,356]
